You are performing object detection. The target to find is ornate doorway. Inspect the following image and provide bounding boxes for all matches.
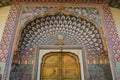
[40,52,81,80]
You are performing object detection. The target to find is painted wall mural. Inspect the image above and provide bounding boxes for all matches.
[9,48,35,80]
[19,13,104,53]
[21,6,101,27]
[88,64,112,80]
[9,63,33,80]
[116,62,120,79]
[0,0,120,80]
[9,63,18,80]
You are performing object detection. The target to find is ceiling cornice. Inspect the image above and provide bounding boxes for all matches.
[0,0,120,9]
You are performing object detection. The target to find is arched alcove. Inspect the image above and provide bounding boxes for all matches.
[18,12,105,54]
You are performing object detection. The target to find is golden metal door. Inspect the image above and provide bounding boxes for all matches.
[40,52,81,80]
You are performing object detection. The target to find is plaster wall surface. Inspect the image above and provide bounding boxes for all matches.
[110,8,120,37]
[0,6,10,41]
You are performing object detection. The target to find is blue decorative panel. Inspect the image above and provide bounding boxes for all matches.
[116,62,120,78]
[9,63,18,80]
[16,64,33,80]
[88,64,112,80]
[0,62,5,80]
[20,6,102,27]
[9,63,33,80]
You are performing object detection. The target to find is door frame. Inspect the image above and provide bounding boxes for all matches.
[32,45,89,80]
[40,51,81,80]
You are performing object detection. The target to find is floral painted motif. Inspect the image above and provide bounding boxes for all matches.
[20,6,101,27]
[88,64,112,80]
[19,13,104,54]
[65,7,101,26]
[21,6,58,26]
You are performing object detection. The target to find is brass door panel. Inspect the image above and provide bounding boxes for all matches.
[40,52,81,80]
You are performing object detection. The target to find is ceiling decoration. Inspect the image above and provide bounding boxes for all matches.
[0,0,13,7]
[109,0,120,8]
[0,0,120,8]
[18,13,104,54]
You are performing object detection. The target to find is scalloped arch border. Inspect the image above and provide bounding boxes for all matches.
[14,11,105,53]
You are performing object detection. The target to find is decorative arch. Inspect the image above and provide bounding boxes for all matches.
[17,12,105,55]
